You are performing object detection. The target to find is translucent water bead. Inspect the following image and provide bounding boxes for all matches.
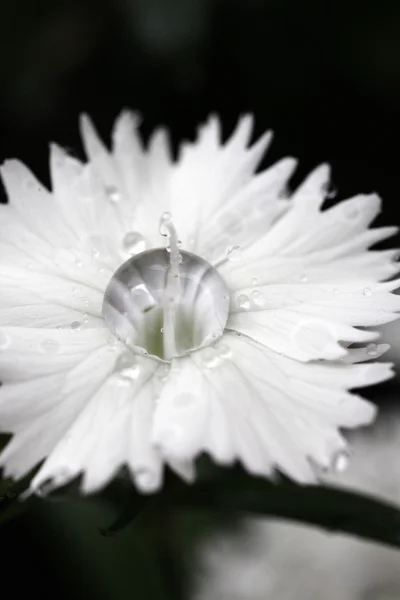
[102,249,230,361]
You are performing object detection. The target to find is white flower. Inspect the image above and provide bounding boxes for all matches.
[0,111,398,495]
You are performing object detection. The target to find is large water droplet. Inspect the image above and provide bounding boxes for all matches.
[103,249,230,360]
[70,321,81,330]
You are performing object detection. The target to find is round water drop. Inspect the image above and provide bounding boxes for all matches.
[102,249,230,361]
[200,347,220,368]
[70,321,81,330]
[299,274,308,283]
[251,289,264,307]
[251,277,258,286]
[105,185,120,203]
[237,294,250,310]
[0,331,9,350]
[122,231,146,256]
[75,258,83,268]
[227,245,242,261]
[366,343,379,357]
[392,251,400,264]
[332,449,349,473]
[135,468,159,492]
[41,338,60,354]
[217,343,231,359]
[363,287,372,297]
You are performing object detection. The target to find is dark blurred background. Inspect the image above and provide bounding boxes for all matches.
[1,1,400,598]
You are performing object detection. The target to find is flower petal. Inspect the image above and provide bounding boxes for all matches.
[227,279,400,361]
[153,333,386,482]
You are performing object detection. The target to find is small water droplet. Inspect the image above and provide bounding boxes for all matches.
[363,287,372,297]
[322,182,337,199]
[217,343,231,359]
[75,258,83,268]
[122,231,146,256]
[201,347,220,368]
[332,449,349,473]
[251,290,264,307]
[227,245,242,261]
[366,343,379,357]
[392,251,400,264]
[105,185,120,203]
[159,212,172,236]
[135,469,158,492]
[70,321,81,330]
[160,327,164,333]
[83,298,89,307]
[300,274,308,283]
[251,277,258,286]
[237,294,250,309]
[333,288,339,295]
[177,240,182,248]
[0,331,9,350]
[40,338,60,354]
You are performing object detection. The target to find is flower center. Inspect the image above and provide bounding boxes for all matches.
[102,214,230,361]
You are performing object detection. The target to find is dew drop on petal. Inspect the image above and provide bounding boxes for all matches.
[200,347,220,368]
[105,185,120,203]
[217,343,231,359]
[251,277,258,286]
[227,245,242,261]
[40,338,60,354]
[70,321,81,330]
[135,468,159,492]
[332,449,349,473]
[366,343,379,357]
[392,251,400,264]
[237,294,250,309]
[250,289,264,307]
[122,231,146,256]
[0,331,9,350]
[299,274,308,283]
[363,287,372,297]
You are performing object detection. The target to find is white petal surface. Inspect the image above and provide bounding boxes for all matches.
[153,333,386,482]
